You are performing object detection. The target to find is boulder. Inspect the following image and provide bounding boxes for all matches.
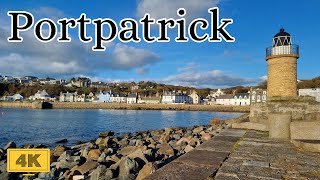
[136,162,158,180]
[159,134,170,144]
[80,148,89,159]
[87,149,101,161]
[157,143,174,156]
[106,154,121,163]
[53,146,66,157]
[89,165,113,180]
[99,131,114,137]
[202,133,213,141]
[98,152,107,163]
[175,137,191,145]
[127,148,148,167]
[75,160,99,175]
[189,138,200,147]
[209,118,221,126]
[55,160,78,169]
[184,145,194,153]
[119,146,140,156]
[172,134,181,140]
[119,157,140,178]
[95,137,110,146]
[3,142,16,151]
[71,142,95,150]
[57,151,72,162]
[193,126,204,134]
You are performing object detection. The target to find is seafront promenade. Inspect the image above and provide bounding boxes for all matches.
[0,102,250,112]
[147,129,320,180]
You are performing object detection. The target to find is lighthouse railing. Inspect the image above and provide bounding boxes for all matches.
[266,44,299,57]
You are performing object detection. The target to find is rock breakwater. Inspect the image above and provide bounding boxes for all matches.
[0,118,229,179]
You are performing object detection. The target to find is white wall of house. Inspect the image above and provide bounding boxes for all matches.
[299,88,320,102]
[216,98,234,105]
[110,96,127,103]
[127,97,137,104]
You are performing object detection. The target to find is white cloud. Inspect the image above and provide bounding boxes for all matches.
[136,67,150,75]
[110,44,159,70]
[0,7,160,77]
[162,63,258,88]
[136,0,219,20]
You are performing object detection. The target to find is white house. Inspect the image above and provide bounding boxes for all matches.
[210,89,225,98]
[59,92,77,102]
[110,94,127,103]
[77,94,86,102]
[299,88,320,102]
[6,94,24,101]
[234,93,250,106]
[189,90,200,104]
[216,94,234,105]
[30,90,51,101]
[127,93,137,104]
[162,91,192,104]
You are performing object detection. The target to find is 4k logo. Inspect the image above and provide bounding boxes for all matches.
[7,149,50,173]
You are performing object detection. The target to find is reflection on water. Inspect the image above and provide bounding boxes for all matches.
[0,108,243,147]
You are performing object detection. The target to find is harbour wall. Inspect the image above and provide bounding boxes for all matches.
[0,102,250,112]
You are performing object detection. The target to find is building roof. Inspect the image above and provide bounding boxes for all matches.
[127,94,137,98]
[216,94,234,99]
[140,97,160,101]
[274,28,291,38]
[234,93,249,98]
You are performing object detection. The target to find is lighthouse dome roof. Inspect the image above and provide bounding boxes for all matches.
[274,28,291,38]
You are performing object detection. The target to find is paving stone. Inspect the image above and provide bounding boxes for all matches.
[176,150,228,168]
[213,135,240,143]
[144,161,215,180]
[242,160,270,168]
[218,129,246,137]
[196,140,235,153]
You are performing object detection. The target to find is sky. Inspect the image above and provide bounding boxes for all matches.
[0,0,319,88]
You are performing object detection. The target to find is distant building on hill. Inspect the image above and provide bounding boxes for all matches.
[299,88,320,102]
[67,77,91,88]
[90,82,109,89]
[210,89,225,98]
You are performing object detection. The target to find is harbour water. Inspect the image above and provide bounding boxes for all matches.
[0,108,243,147]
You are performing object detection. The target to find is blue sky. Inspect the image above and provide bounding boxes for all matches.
[0,0,319,88]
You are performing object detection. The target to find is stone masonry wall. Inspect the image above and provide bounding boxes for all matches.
[267,56,297,97]
[249,97,320,125]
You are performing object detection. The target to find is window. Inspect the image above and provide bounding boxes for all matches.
[252,95,255,100]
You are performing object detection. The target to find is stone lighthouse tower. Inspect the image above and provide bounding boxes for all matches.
[266,28,299,97]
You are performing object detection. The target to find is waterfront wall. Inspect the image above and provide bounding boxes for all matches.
[51,102,250,112]
[0,102,40,109]
[0,102,250,112]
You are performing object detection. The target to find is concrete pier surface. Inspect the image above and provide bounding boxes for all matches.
[147,129,320,180]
